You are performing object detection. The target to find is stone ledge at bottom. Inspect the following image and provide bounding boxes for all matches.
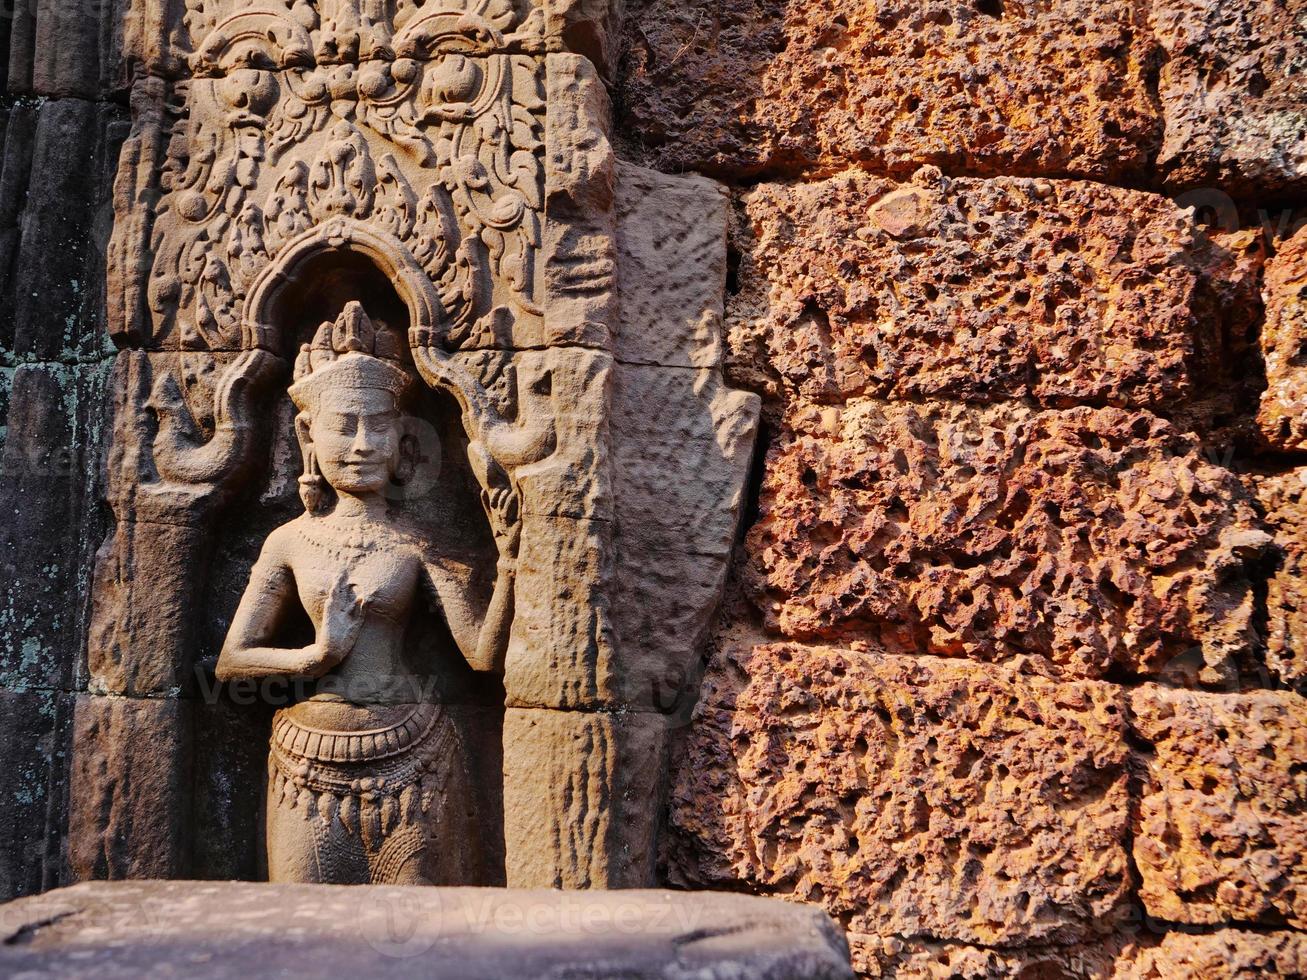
[0,881,855,979]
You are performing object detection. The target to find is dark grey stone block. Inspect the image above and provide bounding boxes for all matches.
[0,881,855,979]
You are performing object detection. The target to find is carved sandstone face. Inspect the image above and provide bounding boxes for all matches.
[310,385,403,496]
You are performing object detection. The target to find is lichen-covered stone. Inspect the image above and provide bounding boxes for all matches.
[619,0,1161,182]
[726,170,1262,424]
[1130,685,1307,928]
[0,98,125,362]
[747,399,1268,683]
[0,688,66,901]
[664,641,1132,947]
[1151,0,1307,198]
[1248,468,1307,690]
[0,361,112,692]
[1259,224,1307,452]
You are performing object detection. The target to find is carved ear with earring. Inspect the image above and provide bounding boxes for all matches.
[385,416,424,501]
[295,412,330,515]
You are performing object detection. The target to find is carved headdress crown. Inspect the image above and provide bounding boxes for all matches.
[289,302,413,411]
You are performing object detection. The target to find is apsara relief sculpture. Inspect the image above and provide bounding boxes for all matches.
[70,0,760,887]
[217,301,552,883]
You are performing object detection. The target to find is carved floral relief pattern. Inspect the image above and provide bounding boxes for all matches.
[144,0,545,355]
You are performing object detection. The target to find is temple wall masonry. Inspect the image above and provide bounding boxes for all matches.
[0,0,1305,976]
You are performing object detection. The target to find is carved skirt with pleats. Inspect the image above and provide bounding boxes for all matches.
[265,702,477,885]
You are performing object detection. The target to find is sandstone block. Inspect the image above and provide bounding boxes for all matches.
[729,170,1262,421]
[504,515,618,709]
[503,706,669,888]
[86,519,213,695]
[0,881,856,979]
[1130,685,1307,928]
[1259,224,1307,452]
[665,642,1133,947]
[1152,0,1307,197]
[748,400,1266,683]
[546,0,623,81]
[619,0,1160,182]
[68,695,193,881]
[614,162,729,369]
[544,53,617,350]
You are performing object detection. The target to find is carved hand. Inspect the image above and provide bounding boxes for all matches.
[307,572,367,675]
[485,482,522,562]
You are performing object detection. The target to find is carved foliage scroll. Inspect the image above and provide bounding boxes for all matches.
[128,0,546,357]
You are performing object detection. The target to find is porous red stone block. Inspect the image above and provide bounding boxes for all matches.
[620,0,1161,183]
[726,170,1262,422]
[746,399,1268,682]
[1130,684,1307,928]
[665,642,1132,947]
[1152,0,1307,198]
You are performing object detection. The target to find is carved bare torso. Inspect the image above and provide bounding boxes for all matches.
[272,514,427,719]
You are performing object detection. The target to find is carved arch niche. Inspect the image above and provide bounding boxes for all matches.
[76,0,759,890]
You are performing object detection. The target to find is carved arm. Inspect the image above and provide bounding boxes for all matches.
[410,340,556,674]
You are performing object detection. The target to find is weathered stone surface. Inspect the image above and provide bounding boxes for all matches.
[615,162,729,369]
[543,52,617,350]
[1152,0,1307,198]
[1259,224,1307,452]
[665,642,1133,947]
[0,881,855,979]
[1249,469,1307,690]
[189,696,274,882]
[609,160,760,712]
[1130,684,1307,928]
[851,934,1122,979]
[856,931,1307,979]
[0,362,111,692]
[748,399,1267,683]
[499,347,614,524]
[86,519,213,695]
[619,0,1161,182]
[546,0,623,80]
[0,689,66,901]
[503,706,668,888]
[727,170,1263,421]
[1115,929,1307,978]
[505,514,618,709]
[67,695,193,881]
[12,0,126,98]
[0,99,124,363]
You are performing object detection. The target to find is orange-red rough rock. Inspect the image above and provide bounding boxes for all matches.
[1129,685,1307,928]
[1116,929,1307,978]
[726,170,1263,421]
[851,935,1121,978]
[664,642,1132,947]
[747,400,1268,682]
[1259,225,1307,452]
[1151,0,1307,198]
[1248,469,1307,690]
[619,0,1161,182]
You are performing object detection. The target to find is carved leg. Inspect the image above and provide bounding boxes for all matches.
[266,778,369,884]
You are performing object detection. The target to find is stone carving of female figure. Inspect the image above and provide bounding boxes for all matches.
[216,301,544,885]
